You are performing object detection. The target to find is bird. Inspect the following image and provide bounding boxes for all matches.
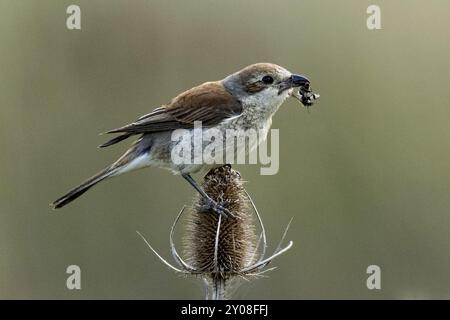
[51,63,313,215]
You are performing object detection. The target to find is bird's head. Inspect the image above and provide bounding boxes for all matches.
[222,63,311,112]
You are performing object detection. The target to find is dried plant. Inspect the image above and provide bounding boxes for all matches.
[137,165,293,300]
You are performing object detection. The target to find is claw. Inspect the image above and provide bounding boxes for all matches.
[201,199,235,218]
[181,173,236,218]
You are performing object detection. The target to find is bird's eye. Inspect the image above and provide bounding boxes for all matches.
[262,75,274,84]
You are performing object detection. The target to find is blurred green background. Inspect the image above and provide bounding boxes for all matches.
[0,0,449,299]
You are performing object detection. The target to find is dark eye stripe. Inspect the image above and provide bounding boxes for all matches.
[245,82,266,93]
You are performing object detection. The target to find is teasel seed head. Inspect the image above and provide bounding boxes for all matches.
[184,164,257,278]
[137,164,293,300]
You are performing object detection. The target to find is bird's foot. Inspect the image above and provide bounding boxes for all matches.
[201,198,235,218]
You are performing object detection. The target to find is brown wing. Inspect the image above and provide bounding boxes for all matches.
[106,82,242,135]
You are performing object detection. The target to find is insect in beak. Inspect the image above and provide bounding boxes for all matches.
[292,83,320,111]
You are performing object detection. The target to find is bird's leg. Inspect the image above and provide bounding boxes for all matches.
[182,173,233,218]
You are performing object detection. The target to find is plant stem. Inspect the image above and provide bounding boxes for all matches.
[211,276,226,300]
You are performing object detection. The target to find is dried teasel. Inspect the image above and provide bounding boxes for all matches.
[137,165,293,300]
[184,165,257,276]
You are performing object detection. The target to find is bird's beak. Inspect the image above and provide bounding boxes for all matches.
[278,74,310,95]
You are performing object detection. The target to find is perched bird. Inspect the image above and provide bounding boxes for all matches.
[51,63,314,215]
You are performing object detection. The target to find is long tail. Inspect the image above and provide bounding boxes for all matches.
[98,133,132,148]
[51,136,152,209]
[51,165,118,209]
